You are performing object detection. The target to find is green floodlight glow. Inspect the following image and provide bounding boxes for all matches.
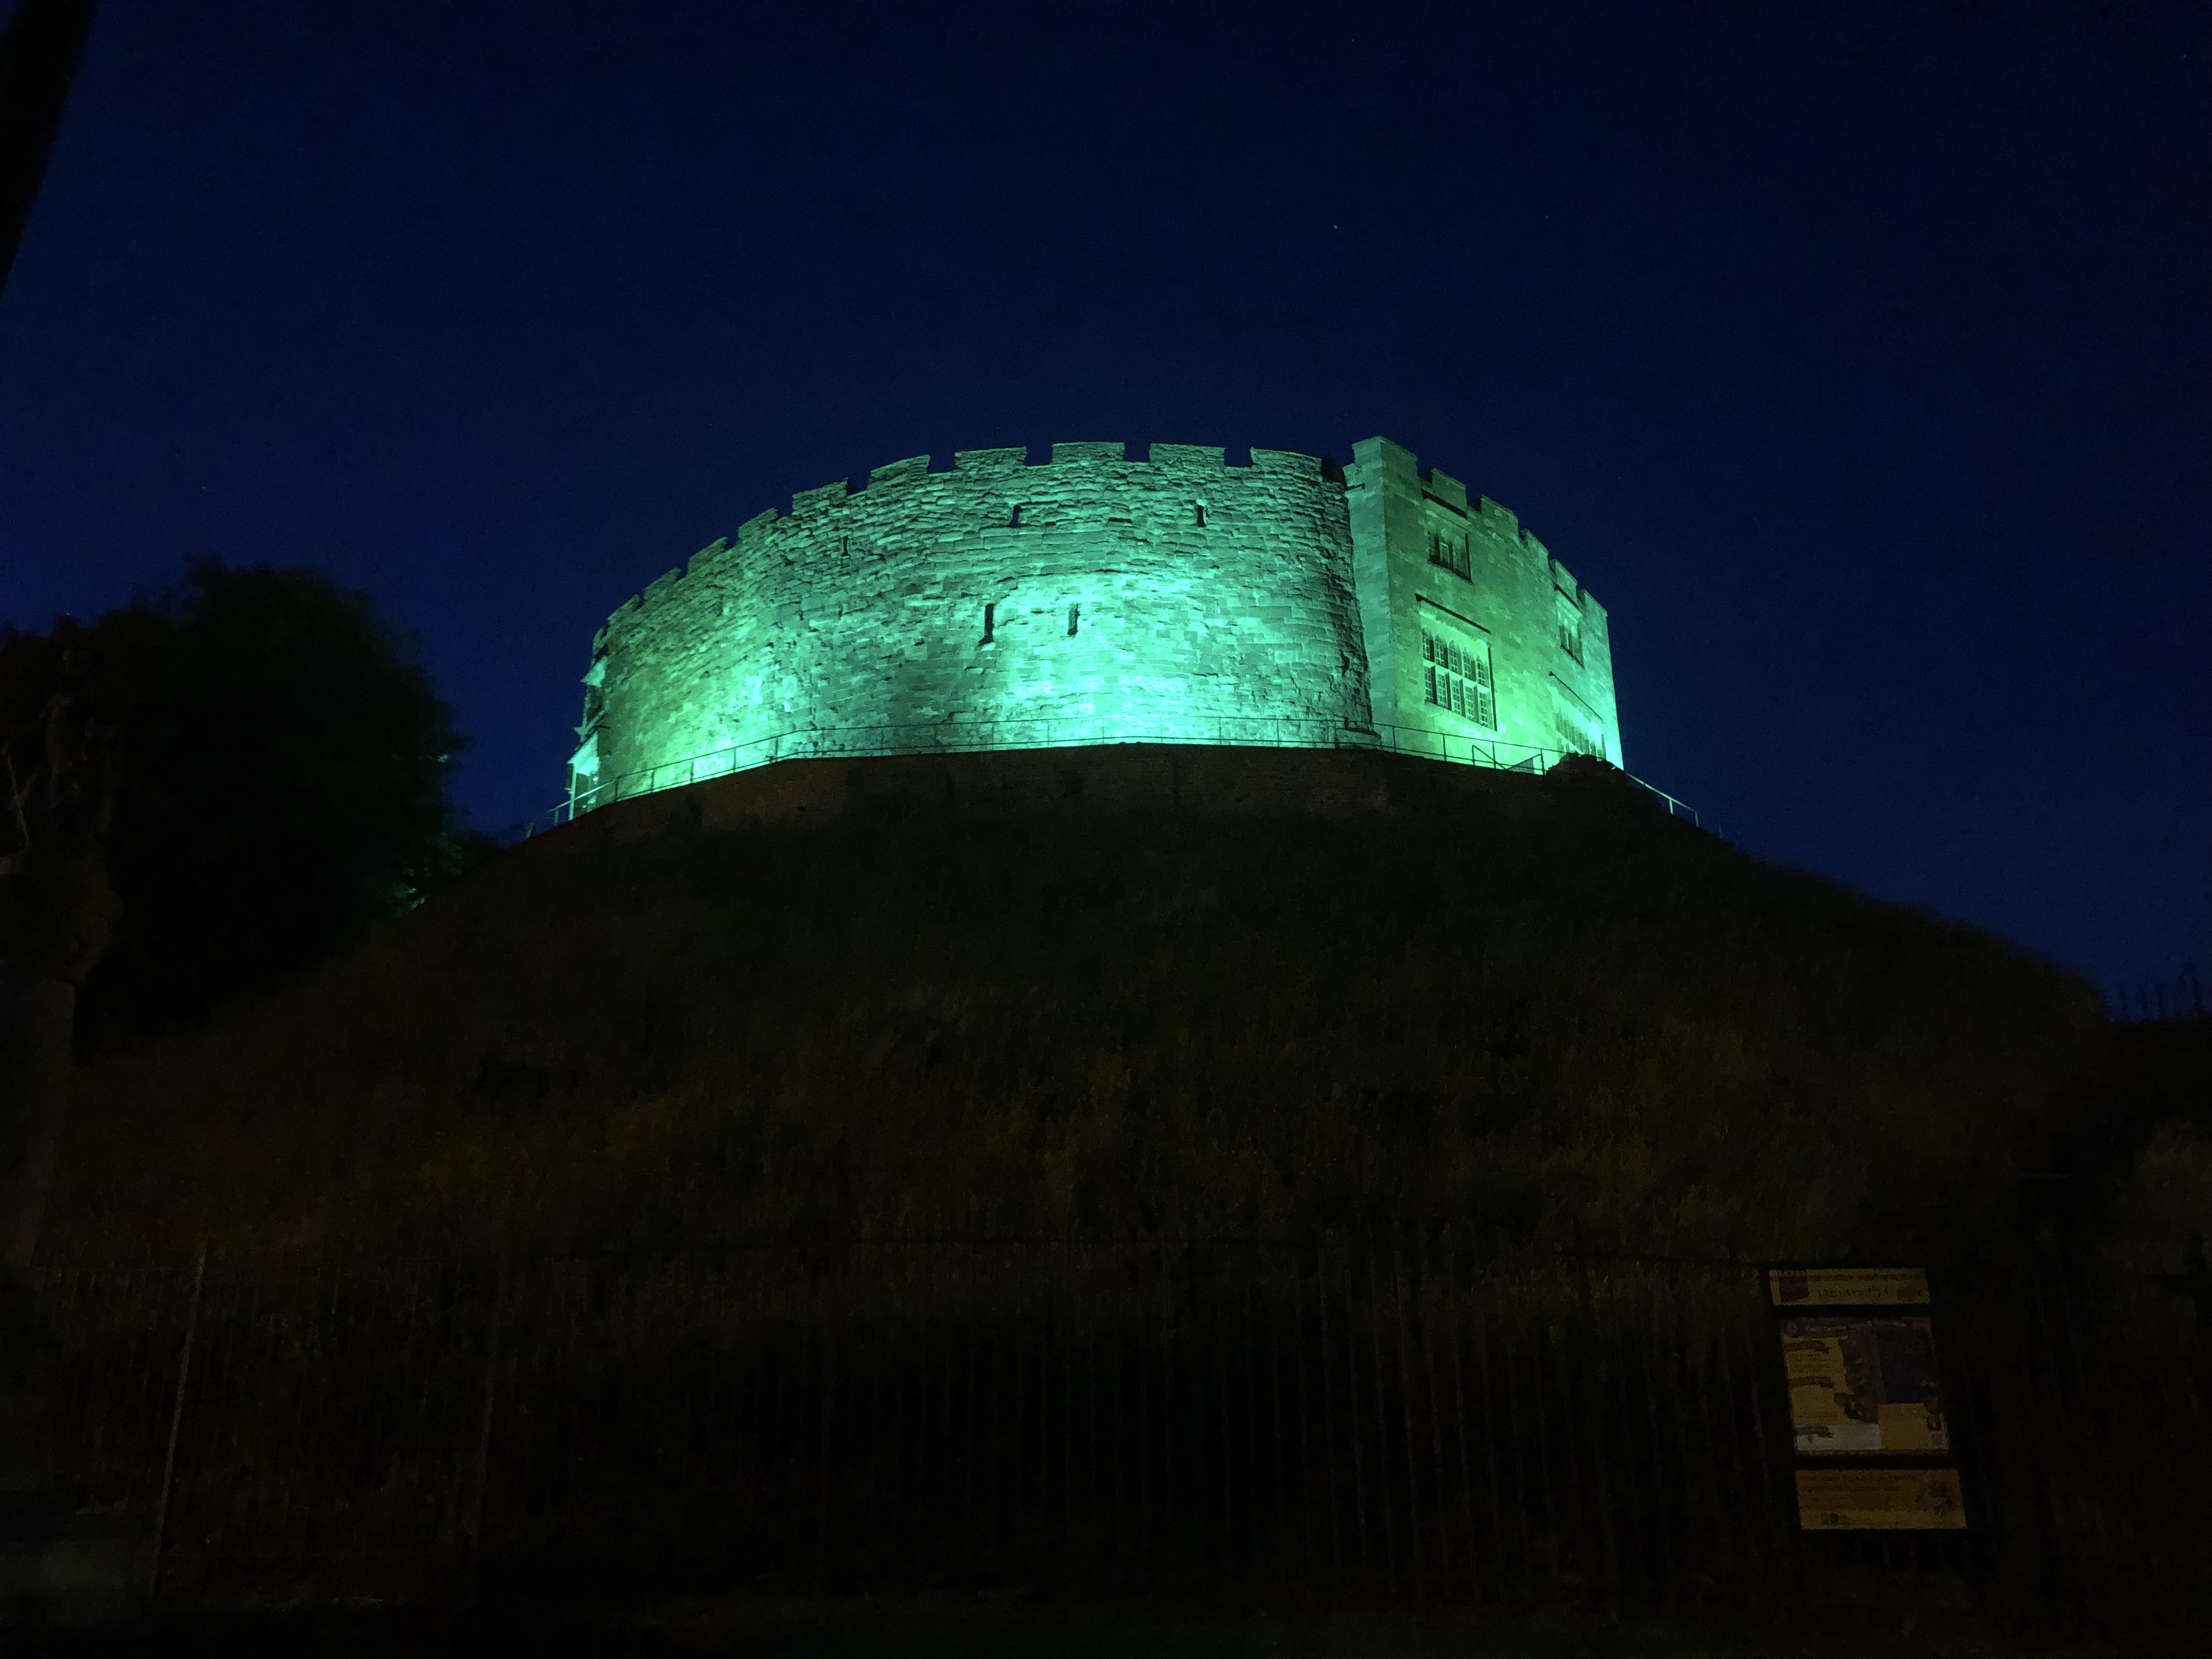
[563,437,1625,815]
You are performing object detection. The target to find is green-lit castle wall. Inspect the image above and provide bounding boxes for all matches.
[1346,436,1622,767]
[570,436,1621,800]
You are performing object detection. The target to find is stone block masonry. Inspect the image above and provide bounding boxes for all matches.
[571,438,1623,800]
[1345,437,1623,768]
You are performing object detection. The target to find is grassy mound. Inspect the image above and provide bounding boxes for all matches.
[44,749,2106,1260]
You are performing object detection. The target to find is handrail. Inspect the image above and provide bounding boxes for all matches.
[510,717,1712,842]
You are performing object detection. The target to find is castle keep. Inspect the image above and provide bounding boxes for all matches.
[569,436,1622,804]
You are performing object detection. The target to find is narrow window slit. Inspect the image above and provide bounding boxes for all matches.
[981,602,995,644]
[1067,605,1080,637]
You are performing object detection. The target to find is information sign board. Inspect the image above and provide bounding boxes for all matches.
[1780,1313,1949,1455]
[1768,1266,1932,1307]
[1796,1467,1966,1531]
[1765,1262,1967,1531]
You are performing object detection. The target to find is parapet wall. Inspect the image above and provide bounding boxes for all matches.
[574,443,1375,794]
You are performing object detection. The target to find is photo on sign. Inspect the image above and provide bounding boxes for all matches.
[1780,1315,1947,1455]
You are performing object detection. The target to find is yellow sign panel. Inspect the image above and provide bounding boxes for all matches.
[1780,1315,1948,1455]
[1797,1467,1966,1530]
[1769,1266,1931,1307]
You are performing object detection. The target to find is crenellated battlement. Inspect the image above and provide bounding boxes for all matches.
[600,442,1346,631]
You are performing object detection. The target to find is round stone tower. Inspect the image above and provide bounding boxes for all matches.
[570,442,1377,805]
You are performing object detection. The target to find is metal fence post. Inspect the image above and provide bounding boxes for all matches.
[815,1290,837,1597]
[146,1242,206,1601]
[469,1251,508,1584]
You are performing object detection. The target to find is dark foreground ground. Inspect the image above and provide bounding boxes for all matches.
[7,1594,2201,1659]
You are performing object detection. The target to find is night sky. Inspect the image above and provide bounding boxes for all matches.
[1,3,2204,996]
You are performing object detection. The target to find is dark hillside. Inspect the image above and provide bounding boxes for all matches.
[44,747,2106,1260]
[2087,1014,2212,1280]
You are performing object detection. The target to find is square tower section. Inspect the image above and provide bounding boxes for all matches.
[1345,436,1622,768]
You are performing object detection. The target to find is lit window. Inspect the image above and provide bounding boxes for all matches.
[1556,592,1584,664]
[1421,628,1496,729]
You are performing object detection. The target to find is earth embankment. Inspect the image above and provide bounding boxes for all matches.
[44,746,2105,1260]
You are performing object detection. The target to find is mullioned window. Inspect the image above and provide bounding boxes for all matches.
[1422,628,1496,729]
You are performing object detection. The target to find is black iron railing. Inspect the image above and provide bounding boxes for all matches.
[515,718,1711,841]
[29,1241,2208,1627]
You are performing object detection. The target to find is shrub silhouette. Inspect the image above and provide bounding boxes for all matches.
[1,558,475,1051]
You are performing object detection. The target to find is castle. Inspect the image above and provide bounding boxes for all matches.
[568,436,1623,807]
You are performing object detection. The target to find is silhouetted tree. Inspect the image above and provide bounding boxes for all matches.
[0,558,476,1050]
[0,686,117,1279]
[0,0,99,297]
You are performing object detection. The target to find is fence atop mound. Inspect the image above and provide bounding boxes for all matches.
[516,719,1711,842]
[2110,960,2206,1023]
[29,1239,2208,1632]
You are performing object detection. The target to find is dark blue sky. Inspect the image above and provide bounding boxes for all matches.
[1,2,2205,993]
